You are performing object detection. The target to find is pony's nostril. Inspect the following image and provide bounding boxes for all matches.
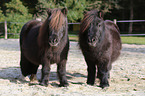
[92,38,96,42]
[88,38,96,43]
[49,38,59,46]
[53,38,58,43]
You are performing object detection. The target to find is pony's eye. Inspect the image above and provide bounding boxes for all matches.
[98,24,101,27]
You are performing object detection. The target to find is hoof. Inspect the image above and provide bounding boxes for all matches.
[99,83,109,89]
[29,80,39,85]
[87,81,94,86]
[39,81,48,87]
[20,75,29,81]
[59,83,69,87]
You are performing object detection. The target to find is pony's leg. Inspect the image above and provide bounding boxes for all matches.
[86,59,96,85]
[96,70,101,78]
[97,61,111,89]
[29,64,39,84]
[40,58,50,87]
[20,54,32,77]
[97,70,110,78]
[57,59,68,87]
[20,53,39,83]
[30,74,38,83]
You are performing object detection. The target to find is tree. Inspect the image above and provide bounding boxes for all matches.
[35,0,57,21]
[129,0,133,34]
[0,0,11,15]
[20,0,38,14]
[0,7,5,36]
[5,0,32,38]
[35,0,120,22]
[87,0,120,13]
[109,0,145,34]
[62,0,87,22]
[6,0,32,22]
[0,7,5,22]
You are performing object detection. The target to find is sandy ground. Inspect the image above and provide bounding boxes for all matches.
[0,39,145,96]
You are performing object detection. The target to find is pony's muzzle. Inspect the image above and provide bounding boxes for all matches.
[49,36,59,47]
[87,37,98,47]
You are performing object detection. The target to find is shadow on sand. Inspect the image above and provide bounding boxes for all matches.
[0,67,87,87]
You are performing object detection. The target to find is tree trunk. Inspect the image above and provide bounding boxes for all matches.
[129,0,133,34]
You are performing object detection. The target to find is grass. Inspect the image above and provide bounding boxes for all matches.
[121,36,145,45]
[69,35,145,45]
[69,35,78,41]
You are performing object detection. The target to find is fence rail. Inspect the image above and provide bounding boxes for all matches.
[114,19,145,36]
[0,20,145,39]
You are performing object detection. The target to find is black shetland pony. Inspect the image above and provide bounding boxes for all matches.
[79,10,122,88]
[20,8,69,87]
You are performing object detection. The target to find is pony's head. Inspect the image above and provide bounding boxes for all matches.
[46,8,68,47]
[81,10,105,47]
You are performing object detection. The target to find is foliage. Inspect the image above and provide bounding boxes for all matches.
[5,0,32,38]
[0,7,5,36]
[35,0,57,21]
[35,0,120,22]
[87,0,121,13]
[0,7,5,22]
[62,0,87,22]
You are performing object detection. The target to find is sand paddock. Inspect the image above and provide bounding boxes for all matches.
[0,39,145,96]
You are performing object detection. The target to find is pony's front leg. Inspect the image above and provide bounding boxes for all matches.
[57,59,68,87]
[30,74,39,85]
[98,60,111,89]
[87,64,96,85]
[85,59,96,85]
[40,59,51,87]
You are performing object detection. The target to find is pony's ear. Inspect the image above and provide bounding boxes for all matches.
[61,8,67,16]
[98,10,104,19]
[46,8,52,16]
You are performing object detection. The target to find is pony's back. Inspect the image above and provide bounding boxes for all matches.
[104,20,122,63]
[20,20,41,46]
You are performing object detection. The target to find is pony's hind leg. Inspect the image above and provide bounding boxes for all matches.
[20,54,39,84]
[57,59,68,87]
[20,54,32,77]
[30,74,39,85]
[29,64,39,85]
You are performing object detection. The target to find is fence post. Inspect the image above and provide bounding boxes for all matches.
[4,21,7,39]
[114,19,117,24]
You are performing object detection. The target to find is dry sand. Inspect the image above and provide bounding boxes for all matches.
[0,39,145,96]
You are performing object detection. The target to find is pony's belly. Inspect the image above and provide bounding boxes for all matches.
[23,48,41,65]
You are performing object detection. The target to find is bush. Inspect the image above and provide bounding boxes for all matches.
[0,7,5,37]
[5,0,32,38]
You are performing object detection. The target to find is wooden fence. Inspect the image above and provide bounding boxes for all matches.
[1,20,145,39]
[114,19,145,36]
